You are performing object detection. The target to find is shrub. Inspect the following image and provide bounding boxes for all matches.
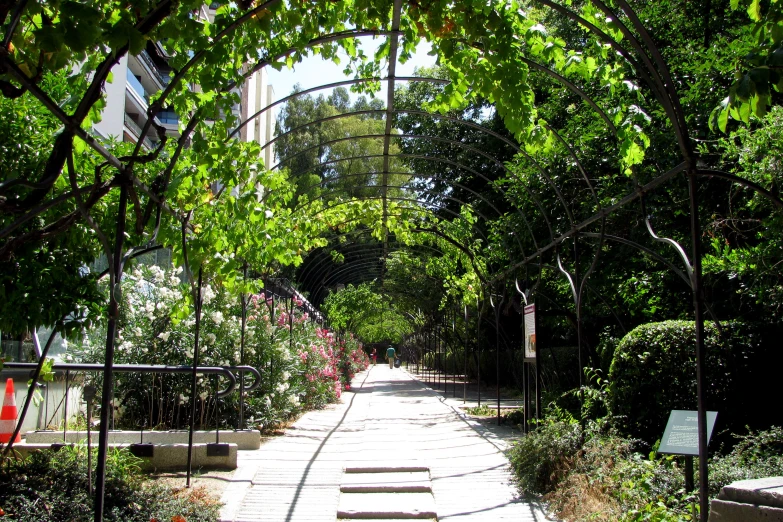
[608,320,781,446]
[709,426,783,497]
[507,420,583,494]
[0,446,220,522]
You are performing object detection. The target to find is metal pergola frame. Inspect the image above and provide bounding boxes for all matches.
[2,2,781,521]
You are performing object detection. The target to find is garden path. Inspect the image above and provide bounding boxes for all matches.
[219,365,554,522]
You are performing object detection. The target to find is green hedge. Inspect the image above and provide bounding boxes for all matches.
[608,320,780,446]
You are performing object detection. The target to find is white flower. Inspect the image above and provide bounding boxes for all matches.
[281,371,290,381]
[156,302,165,310]
[204,333,217,345]
[276,382,288,393]
[265,209,274,219]
[158,332,171,342]
[202,285,216,304]
[289,395,299,406]
[134,327,143,337]
[211,311,224,325]
[264,396,271,409]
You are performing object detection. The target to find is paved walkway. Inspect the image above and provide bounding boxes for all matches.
[219,365,553,521]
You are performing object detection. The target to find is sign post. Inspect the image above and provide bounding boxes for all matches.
[523,304,539,430]
[658,410,718,517]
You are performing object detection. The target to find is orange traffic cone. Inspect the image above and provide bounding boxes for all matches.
[0,378,21,443]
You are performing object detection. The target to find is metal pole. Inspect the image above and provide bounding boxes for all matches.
[435,322,439,389]
[477,299,482,409]
[63,370,69,442]
[688,172,710,522]
[535,303,541,422]
[522,360,529,434]
[86,388,94,496]
[186,268,204,488]
[94,184,128,522]
[452,308,457,397]
[463,305,468,404]
[495,295,501,426]
[238,264,247,429]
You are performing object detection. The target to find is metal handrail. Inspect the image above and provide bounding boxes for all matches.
[2,362,242,398]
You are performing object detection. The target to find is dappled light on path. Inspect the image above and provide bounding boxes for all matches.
[220,366,553,521]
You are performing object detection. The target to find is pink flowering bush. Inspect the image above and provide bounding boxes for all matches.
[73,265,368,432]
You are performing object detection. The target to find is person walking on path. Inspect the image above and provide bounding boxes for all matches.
[386,345,396,369]
[371,348,377,366]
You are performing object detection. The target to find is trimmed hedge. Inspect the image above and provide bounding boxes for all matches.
[608,320,781,446]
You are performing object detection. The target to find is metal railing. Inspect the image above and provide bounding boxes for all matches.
[138,49,171,87]
[123,114,156,151]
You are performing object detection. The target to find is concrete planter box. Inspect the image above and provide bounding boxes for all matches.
[24,429,260,450]
[10,441,238,470]
[709,477,783,522]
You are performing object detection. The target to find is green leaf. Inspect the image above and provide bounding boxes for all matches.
[747,0,762,21]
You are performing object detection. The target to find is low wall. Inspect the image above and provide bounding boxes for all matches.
[10,442,238,471]
[709,476,783,522]
[24,429,260,450]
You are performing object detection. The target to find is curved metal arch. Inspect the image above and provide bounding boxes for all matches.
[132,26,397,156]
[300,249,440,300]
[314,260,386,300]
[313,259,447,316]
[284,148,546,254]
[305,198,495,284]
[297,236,449,292]
[492,160,688,284]
[696,169,783,211]
[229,76,450,140]
[532,0,685,154]
[293,212,487,294]
[289,166,520,248]
[293,192,496,255]
[606,0,691,156]
[581,232,690,286]
[270,109,570,236]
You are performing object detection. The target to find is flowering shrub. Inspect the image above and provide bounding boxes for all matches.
[73,264,369,431]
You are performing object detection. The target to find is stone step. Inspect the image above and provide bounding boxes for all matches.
[341,471,432,493]
[337,492,437,519]
[345,465,430,474]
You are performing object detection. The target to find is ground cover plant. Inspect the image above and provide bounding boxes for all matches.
[508,399,783,521]
[0,445,220,522]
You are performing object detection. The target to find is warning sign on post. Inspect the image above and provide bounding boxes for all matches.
[524,304,536,361]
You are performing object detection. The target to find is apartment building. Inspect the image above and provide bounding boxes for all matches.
[94,2,275,167]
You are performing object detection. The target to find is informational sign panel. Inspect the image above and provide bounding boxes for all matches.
[523,304,536,361]
[658,410,718,456]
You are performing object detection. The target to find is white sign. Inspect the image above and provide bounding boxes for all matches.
[524,303,536,359]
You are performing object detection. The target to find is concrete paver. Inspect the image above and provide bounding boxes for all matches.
[220,366,554,522]
[341,471,431,493]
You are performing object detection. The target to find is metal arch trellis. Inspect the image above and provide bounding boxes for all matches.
[3,2,783,521]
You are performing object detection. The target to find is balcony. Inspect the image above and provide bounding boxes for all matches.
[123,114,155,151]
[138,49,171,87]
[126,68,148,105]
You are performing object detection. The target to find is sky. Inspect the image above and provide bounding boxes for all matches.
[266,37,436,106]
